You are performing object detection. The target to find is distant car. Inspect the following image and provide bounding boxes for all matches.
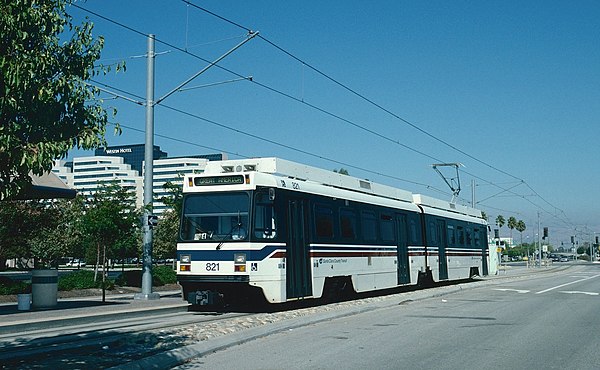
[66,259,86,267]
[559,256,569,262]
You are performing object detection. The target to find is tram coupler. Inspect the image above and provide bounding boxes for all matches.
[187,290,223,306]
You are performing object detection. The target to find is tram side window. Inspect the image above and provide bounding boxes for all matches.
[457,226,465,245]
[380,214,394,242]
[447,224,456,246]
[473,228,481,247]
[361,211,377,241]
[315,205,334,238]
[409,219,419,244]
[340,208,357,239]
[254,192,277,239]
[466,227,473,246]
[428,221,438,245]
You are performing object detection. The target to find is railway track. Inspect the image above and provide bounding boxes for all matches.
[0,308,252,369]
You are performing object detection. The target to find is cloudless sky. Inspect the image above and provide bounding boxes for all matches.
[68,0,600,244]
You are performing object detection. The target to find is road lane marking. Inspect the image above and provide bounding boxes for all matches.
[559,291,599,296]
[535,274,600,294]
[493,288,530,294]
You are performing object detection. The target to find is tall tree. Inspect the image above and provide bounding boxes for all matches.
[516,219,527,253]
[0,0,120,200]
[507,216,517,241]
[495,215,505,248]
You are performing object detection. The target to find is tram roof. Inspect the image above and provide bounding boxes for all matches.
[203,157,415,203]
[412,193,484,219]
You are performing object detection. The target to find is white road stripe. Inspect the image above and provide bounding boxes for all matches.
[536,274,600,294]
[559,291,599,296]
[493,288,530,294]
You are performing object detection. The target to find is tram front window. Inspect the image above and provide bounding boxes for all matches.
[180,193,249,242]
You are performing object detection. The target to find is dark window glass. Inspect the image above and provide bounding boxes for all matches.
[457,226,465,245]
[466,227,473,246]
[380,214,394,242]
[340,208,357,239]
[361,211,377,241]
[447,225,456,246]
[254,192,277,239]
[473,228,481,247]
[315,205,334,238]
[180,192,249,242]
[409,219,418,244]
[429,221,437,245]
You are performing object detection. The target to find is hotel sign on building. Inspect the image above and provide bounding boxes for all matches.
[95,144,167,174]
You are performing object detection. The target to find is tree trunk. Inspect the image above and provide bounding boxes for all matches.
[94,241,101,282]
[102,243,106,302]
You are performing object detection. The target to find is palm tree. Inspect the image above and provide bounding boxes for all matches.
[507,216,517,245]
[516,220,527,257]
[495,215,505,249]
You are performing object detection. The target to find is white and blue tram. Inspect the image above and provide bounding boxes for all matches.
[177,158,489,306]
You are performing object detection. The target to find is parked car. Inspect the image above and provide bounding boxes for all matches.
[66,259,86,267]
[559,255,569,262]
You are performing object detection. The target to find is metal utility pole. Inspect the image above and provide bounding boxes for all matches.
[537,212,541,268]
[471,179,476,208]
[136,34,160,300]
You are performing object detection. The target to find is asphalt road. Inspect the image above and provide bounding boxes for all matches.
[178,264,600,370]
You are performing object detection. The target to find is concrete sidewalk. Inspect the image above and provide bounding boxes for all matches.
[0,290,188,335]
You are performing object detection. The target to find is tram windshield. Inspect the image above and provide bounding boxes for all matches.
[180,192,249,242]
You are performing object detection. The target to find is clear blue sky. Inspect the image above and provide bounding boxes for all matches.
[69,0,600,245]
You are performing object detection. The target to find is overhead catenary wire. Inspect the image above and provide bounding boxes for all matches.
[90,80,450,196]
[73,2,574,228]
[180,0,575,227]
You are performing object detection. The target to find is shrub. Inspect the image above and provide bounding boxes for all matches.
[0,277,31,295]
[153,265,177,285]
[115,266,176,287]
[58,270,114,291]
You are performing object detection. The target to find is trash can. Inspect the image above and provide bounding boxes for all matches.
[17,293,31,311]
[32,269,58,309]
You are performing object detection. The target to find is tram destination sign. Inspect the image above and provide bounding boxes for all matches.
[194,175,244,186]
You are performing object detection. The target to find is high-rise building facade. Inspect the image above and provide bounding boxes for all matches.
[53,145,225,214]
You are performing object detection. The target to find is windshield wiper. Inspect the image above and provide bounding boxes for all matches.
[216,212,245,250]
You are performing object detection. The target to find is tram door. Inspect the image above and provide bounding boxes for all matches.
[436,219,449,280]
[286,199,312,299]
[396,214,410,284]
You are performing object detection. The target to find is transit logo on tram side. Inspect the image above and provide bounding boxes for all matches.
[318,258,348,265]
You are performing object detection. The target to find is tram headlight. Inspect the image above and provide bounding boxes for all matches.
[234,253,246,264]
[180,254,191,264]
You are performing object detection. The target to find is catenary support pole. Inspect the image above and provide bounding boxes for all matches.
[136,34,160,300]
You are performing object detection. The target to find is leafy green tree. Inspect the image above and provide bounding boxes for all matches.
[153,181,183,260]
[333,168,349,175]
[28,198,85,268]
[0,200,48,269]
[80,182,140,281]
[0,0,121,200]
